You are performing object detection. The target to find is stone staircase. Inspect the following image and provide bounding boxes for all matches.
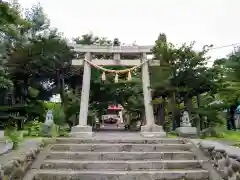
[27,137,212,180]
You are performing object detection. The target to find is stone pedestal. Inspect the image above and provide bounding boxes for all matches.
[41,125,52,137]
[117,123,125,129]
[176,126,197,138]
[70,125,95,138]
[140,124,166,137]
[0,130,4,140]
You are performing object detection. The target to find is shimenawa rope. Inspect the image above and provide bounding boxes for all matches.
[83,58,150,82]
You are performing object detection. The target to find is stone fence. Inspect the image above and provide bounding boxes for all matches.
[195,140,240,180]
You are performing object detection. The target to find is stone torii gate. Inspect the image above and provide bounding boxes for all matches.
[70,45,166,137]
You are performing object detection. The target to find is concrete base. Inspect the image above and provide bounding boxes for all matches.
[0,130,4,140]
[70,125,95,138]
[140,125,167,137]
[176,126,197,138]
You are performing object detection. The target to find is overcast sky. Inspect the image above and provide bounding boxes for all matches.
[18,0,240,62]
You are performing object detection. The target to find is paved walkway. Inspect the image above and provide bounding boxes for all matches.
[1,132,238,156]
[0,141,13,155]
[93,132,145,139]
[0,138,42,156]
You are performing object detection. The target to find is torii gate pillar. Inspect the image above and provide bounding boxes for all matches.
[70,52,94,137]
[140,53,166,137]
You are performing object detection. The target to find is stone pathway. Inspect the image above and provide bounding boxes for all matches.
[0,135,237,157]
[215,139,240,146]
[0,138,43,180]
[93,132,145,139]
[0,141,13,155]
[0,139,42,156]
[192,139,240,148]
[95,132,240,146]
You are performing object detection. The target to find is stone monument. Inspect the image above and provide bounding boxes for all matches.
[176,111,197,138]
[42,110,54,137]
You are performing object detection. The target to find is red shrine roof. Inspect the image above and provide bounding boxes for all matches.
[107,104,123,110]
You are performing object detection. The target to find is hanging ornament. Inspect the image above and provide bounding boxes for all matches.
[114,73,119,83]
[127,71,132,81]
[101,71,106,81]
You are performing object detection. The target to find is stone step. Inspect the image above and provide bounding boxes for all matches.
[55,138,185,144]
[46,151,196,160]
[41,159,204,170]
[51,143,192,152]
[32,169,209,180]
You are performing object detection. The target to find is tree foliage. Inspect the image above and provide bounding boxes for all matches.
[1,1,239,134]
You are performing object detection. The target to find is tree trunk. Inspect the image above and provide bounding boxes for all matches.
[196,94,201,136]
[56,70,65,104]
[140,111,146,126]
[23,76,28,103]
[57,70,69,126]
[60,75,65,105]
[184,96,193,118]
[158,102,165,126]
[170,92,178,129]
[153,104,158,124]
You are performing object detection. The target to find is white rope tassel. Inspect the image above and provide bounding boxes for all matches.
[101,71,106,81]
[114,73,119,83]
[127,71,132,81]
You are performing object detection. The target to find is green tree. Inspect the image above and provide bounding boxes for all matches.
[151,33,220,134]
[0,3,74,128]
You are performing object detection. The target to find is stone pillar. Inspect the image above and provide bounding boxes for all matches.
[140,53,166,137]
[70,52,94,138]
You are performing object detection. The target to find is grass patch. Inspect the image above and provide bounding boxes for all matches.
[167,132,177,138]
[202,127,240,142]
[232,143,240,147]
[168,134,177,138]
